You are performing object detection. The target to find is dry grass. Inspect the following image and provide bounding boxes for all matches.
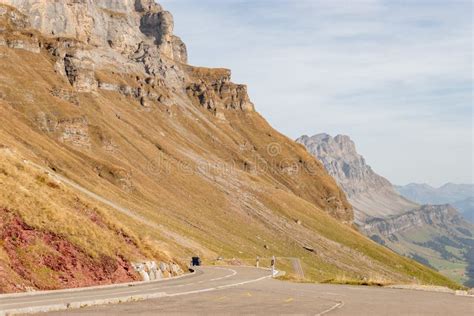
[326,272,396,287]
[184,65,231,81]
[0,149,174,290]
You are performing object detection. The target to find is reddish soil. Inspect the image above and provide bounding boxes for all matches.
[0,260,25,293]
[0,208,139,292]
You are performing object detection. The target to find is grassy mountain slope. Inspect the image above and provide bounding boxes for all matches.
[0,3,462,291]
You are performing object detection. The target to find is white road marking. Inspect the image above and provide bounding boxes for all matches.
[209,268,238,281]
[315,300,344,316]
[344,286,370,291]
[322,292,345,296]
[165,274,271,298]
[0,267,269,312]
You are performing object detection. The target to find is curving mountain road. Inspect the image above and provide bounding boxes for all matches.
[1,266,472,315]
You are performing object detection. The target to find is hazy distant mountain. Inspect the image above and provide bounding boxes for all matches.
[453,197,474,223]
[395,183,474,204]
[395,183,474,223]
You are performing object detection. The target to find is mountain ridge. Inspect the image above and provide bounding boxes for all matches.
[395,182,474,204]
[396,183,474,224]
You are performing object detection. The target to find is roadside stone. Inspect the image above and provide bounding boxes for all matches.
[171,263,183,276]
[132,262,150,281]
[159,262,168,273]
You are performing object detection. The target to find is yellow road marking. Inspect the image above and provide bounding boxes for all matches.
[285,298,294,303]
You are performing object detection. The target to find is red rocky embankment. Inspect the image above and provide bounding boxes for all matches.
[0,208,139,293]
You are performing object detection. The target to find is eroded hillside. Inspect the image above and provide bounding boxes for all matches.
[0,1,461,291]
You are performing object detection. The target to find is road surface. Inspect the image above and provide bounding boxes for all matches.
[1,266,472,315]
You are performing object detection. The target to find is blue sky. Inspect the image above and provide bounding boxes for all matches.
[160,0,473,186]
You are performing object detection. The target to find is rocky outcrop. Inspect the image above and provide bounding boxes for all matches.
[0,37,40,53]
[50,88,79,106]
[1,0,180,58]
[34,113,91,148]
[1,0,187,89]
[186,67,255,117]
[0,5,41,52]
[93,163,134,193]
[297,134,417,222]
[97,79,172,107]
[139,9,174,56]
[1,0,249,111]
[362,205,463,237]
[171,35,187,64]
[63,52,97,92]
[57,117,91,148]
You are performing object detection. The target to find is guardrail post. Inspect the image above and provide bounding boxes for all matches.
[271,255,276,277]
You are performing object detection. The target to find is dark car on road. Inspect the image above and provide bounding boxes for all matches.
[191,257,201,266]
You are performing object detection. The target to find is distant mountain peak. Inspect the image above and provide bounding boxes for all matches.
[297,133,418,222]
[396,182,474,208]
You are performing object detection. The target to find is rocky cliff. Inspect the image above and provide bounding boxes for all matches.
[297,134,417,222]
[362,205,464,237]
[0,1,461,292]
[2,0,187,62]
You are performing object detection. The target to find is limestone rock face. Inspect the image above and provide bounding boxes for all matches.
[171,35,187,64]
[134,0,162,13]
[1,0,184,62]
[63,51,97,92]
[297,134,386,197]
[139,9,174,56]
[4,0,133,49]
[1,0,238,110]
[297,134,418,222]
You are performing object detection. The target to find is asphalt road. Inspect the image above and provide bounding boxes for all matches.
[1,266,472,315]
